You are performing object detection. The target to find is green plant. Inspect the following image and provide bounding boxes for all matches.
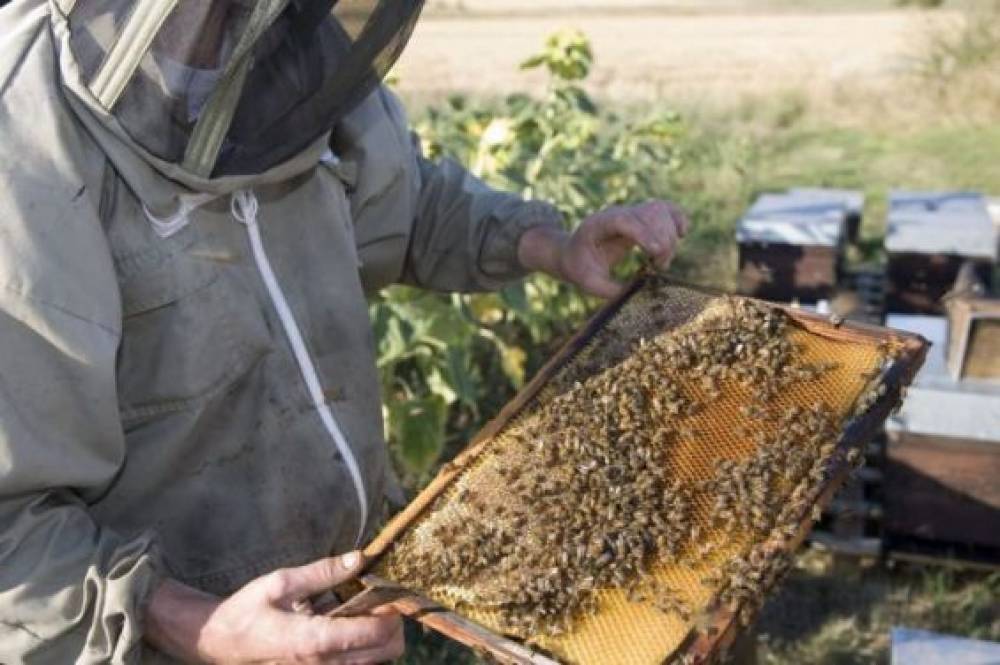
[375,29,684,485]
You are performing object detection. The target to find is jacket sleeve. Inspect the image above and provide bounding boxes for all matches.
[337,88,563,294]
[377,89,566,293]
[402,148,565,292]
[0,256,166,665]
[0,296,163,665]
[0,8,164,661]
[0,111,162,665]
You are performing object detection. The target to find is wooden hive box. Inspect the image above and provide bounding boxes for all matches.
[885,314,1000,553]
[736,191,850,303]
[885,191,997,315]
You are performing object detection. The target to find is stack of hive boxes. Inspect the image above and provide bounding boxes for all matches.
[883,191,1000,555]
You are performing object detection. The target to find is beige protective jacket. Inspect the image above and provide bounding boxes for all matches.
[0,2,561,662]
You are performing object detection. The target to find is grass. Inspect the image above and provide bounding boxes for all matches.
[757,553,1000,664]
[655,0,1000,289]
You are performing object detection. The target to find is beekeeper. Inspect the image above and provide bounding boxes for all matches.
[0,1,688,662]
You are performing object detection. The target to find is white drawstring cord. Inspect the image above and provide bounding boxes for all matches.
[230,189,259,226]
[319,149,340,166]
[143,192,218,239]
[142,151,340,239]
[231,189,369,545]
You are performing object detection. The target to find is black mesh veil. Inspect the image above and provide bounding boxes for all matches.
[64,0,424,177]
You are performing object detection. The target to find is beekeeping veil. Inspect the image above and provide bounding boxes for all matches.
[61,0,423,178]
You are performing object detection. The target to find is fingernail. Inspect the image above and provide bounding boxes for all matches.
[292,599,315,616]
[342,551,361,570]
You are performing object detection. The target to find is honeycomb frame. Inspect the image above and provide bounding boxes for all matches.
[357,275,928,665]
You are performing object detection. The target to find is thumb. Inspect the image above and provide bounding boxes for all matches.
[579,270,624,300]
[268,551,365,602]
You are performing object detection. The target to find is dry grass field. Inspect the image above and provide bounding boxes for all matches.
[396,7,961,103]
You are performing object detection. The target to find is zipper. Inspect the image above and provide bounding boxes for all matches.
[230,189,369,545]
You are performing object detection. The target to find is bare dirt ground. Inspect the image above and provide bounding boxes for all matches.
[394,9,962,103]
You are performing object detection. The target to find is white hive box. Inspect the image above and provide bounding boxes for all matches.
[885,191,997,314]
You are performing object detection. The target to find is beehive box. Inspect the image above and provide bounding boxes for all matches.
[738,244,840,303]
[736,191,850,302]
[885,314,1000,553]
[885,431,1000,551]
[885,191,997,315]
[355,277,926,665]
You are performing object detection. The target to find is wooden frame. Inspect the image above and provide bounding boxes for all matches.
[356,275,929,665]
[946,296,1000,381]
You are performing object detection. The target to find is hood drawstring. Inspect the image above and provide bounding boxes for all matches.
[141,152,340,239]
[142,192,217,239]
[231,188,369,545]
[229,189,259,226]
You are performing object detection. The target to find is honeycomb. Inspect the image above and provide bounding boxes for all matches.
[374,280,900,665]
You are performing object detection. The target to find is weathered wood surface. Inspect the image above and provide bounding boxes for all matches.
[738,244,839,303]
[885,432,1000,549]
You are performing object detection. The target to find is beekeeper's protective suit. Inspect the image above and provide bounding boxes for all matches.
[0,0,563,661]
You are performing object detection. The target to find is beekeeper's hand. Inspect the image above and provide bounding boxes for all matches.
[518,200,690,299]
[145,551,404,664]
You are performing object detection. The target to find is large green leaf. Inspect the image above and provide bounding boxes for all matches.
[444,347,479,409]
[389,396,447,476]
[500,283,531,318]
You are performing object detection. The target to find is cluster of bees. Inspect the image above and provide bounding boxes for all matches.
[384,291,891,643]
[853,340,901,418]
[703,401,840,538]
[387,378,697,637]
